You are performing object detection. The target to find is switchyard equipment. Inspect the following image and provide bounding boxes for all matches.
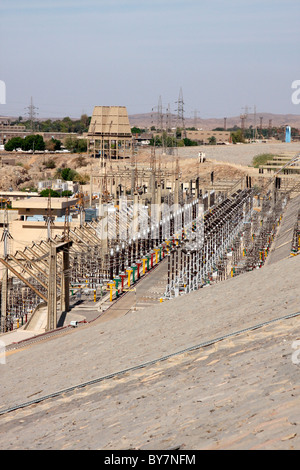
[162,189,288,300]
[291,209,300,255]
[1,151,299,334]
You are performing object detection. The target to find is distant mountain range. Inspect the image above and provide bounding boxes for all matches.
[128,112,300,130]
[2,112,300,131]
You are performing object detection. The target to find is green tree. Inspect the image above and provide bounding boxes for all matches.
[60,167,78,181]
[149,135,162,147]
[64,137,87,153]
[40,188,60,197]
[208,136,217,145]
[231,129,245,144]
[45,138,62,152]
[183,137,198,146]
[61,190,73,197]
[4,137,24,151]
[131,127,142,134]
[22,134,45,151]
[76,139,87,153]
[80,114,90,130]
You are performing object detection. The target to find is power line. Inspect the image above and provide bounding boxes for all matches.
[24,96,39,131]
[175,87,186,138]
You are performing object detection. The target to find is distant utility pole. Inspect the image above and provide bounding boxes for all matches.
[253,105,258,141]
[1,203,13,331]
[260,116,263,135]
[240,105,250,138]
[240,114,246,137]
[224,117,227,131]
[46,191,54,241]
[176,87,186,138]
[166,103,172,133]
[166,103,174,155]
[25,96,39,131]
[151,95,164,132]
[193,109,198,130]
[268,119,273,138]
[157,95,163,132]
[242,105,251,128]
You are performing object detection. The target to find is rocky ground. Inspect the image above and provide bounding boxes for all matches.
[1,141,299,193]
[0,152,91,192]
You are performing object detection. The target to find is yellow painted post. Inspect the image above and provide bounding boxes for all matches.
[108,282,115,302]
[126,269,132,287]
[154,248,160,264]
[142,258,147,274]
[94,290,96,302]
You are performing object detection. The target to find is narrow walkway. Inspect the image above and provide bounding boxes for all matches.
[0,258,168,346]
[266,195,300,265]
[95,258,168,324]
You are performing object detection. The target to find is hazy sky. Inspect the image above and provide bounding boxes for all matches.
[1,0,300,119]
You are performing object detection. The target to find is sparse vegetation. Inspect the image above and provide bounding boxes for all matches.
[43,158,56,169]
[73,172,90,185]
[252,153,276,168]
[45,138,62,152]
[74,155,88,168]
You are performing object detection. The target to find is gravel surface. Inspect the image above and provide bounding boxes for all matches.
[171,142,300,166]
[0,253,299,450]
[0,254,299,413]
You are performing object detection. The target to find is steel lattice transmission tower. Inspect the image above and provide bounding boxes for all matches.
[151,96,164,132]
[25,96,39,131]
[157,95,163,131]
[176,87,186,138]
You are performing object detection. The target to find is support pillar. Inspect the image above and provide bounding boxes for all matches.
[47,242,57,331]
[1,268,8,332]
[61,249,70,314]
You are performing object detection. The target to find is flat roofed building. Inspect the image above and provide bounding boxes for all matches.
[12,197,78,219]
[87,106,133,159]
[0,191,39,201]
[186,130,231,144]
[0,197,81,253]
